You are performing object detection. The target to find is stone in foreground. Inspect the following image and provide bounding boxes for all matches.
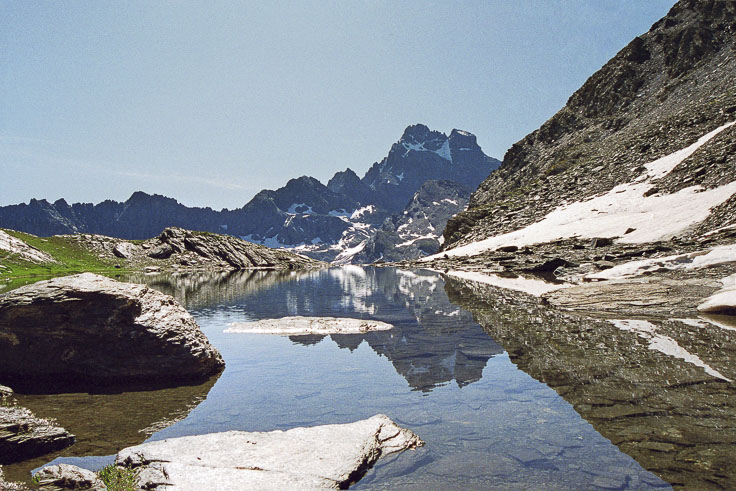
[116,414,422,489]
[0,405,75,464]
[225,316,394,335]
[34,464,106,490]
[0,273,224,387]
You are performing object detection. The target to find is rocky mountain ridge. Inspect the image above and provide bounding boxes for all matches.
[347,180,472,264]
[444,0,736,249]
[403,0,736,326]
[0,125,500,264]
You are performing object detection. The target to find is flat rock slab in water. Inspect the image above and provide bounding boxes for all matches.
[0,405,75,464]
[0,273,224,388]
[116,414,422,489]
[225,316,394,335]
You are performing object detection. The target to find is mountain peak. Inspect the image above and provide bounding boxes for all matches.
[400,124,446,145]
[285,176,323,189]
[449,129,477,142]
[125,191,179,207]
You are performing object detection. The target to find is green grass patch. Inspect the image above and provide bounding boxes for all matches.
[97,464,139,491]
[0,229,133,291]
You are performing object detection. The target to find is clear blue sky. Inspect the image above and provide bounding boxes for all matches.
[1,0,675,210]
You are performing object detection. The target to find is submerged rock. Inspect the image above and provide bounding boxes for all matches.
[225,316,394,335]
[0,405,74,465]
[116,414,423,489]
[0,466,29,490]
[34,464,106,490]
[0,273,224,388]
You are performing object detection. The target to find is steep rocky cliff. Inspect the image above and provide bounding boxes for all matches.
[348,180,472,264]
[444,0,736,249]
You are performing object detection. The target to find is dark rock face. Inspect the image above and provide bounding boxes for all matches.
[0,405,75,465]
[0,273,224,389]
[445,0,736,249]
[362,125,500,213]
[326,168,375,206]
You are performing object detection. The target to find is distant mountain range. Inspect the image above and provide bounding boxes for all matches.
[0,124,500,263]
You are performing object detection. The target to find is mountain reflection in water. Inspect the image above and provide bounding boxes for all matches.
[115,266,669,489]
[128,268,503,392]
[445,275,736,490]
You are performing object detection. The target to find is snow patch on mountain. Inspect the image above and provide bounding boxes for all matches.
[436,140,452,161]
[401,138,452,161]
[350,206,376,220]
[425,121,736,261]
[242,234,289,249]
[287,203,313,214]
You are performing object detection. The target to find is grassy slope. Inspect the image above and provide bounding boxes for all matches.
[0,229,130,292]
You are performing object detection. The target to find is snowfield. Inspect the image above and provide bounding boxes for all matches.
[587,243,736,280]
[698,273,736,314]
[423,121,736,261]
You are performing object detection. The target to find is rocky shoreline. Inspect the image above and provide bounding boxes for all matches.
[65,227,325,272]
[397,227,736,318]
[0,272,424,489]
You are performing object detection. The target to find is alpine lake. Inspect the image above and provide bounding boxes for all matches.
[5,266,736,489]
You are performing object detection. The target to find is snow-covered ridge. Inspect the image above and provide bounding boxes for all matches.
[424,121,736,261]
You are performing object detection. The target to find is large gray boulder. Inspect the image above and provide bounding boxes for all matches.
[116,414,423,489]
[0,273,224,388]
[0,405,74,464]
